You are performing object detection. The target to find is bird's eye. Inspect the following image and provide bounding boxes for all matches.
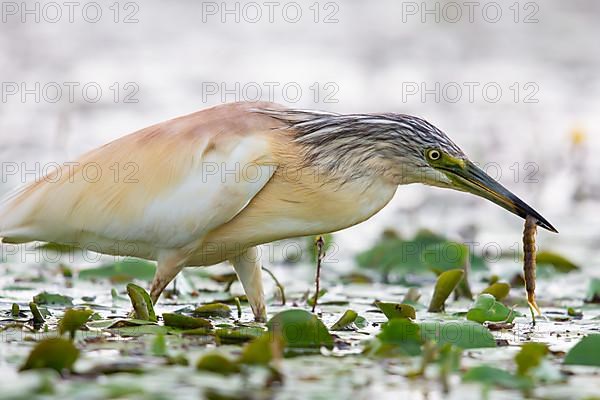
[427,149,441,161]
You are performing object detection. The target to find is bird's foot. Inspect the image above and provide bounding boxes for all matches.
[252,303,267,323]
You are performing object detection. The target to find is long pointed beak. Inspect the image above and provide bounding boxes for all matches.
[443,161,558,233]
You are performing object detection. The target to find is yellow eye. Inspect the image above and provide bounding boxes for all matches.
[427,149,441,161]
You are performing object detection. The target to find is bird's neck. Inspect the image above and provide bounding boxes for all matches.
[257,108,395,184]
[199,137,398,260]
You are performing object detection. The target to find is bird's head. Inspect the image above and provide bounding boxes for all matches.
[366,113,557,233]
[264,108,557,233]
[407,141,557,233]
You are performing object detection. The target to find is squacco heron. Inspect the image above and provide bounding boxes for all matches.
[0,101,556,321]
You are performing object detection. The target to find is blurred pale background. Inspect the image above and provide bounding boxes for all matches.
[1,0,599,268]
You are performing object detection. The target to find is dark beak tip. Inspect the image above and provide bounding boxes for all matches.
[536,218,558,234]
[544,223,559,234]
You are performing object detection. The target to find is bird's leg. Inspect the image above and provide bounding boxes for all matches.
[150,249,189,304]
[230,246,266,322]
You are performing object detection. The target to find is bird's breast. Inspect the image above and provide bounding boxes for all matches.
[195,171,397,264]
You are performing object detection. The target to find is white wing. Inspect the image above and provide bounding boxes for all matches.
[0,105,278,252]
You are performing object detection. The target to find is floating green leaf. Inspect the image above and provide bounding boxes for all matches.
[567,307,583,317]
[239,332,284,365]
[480,282,511,300]
[87,318,157,329]
[234,297,242,318]
[419,321,496,349]
[163,313,212,330]
[58,308,93,340]
[367,319,422,357]
[215,327,264,345]
[194,303,232,318]
[516,342,548,375]
[79,259,156,282]
[266,309,333,349]
[126,283,156,322]
[196,353,239,375]
[463,365,531,390]
[330,309,359,330]
[421,242,467,270]
[110,324,169,337]
[33,292,73,306]
[340,272,373,284]
[428,269,464,312]
[354,315,368,329]
[306,289,327,307]
[29,302,45,325]
[564,334,600,366]
[466,294,515,324]
[20,338,79,373]
[356,230,449,278]
[375,302,416,320]
[217,295,248,304]
[60,264,73,278]
[536,251,580,273]
[11,303,20,318]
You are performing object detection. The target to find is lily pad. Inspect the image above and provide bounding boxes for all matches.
[215,327,264,344]
[266,309,333,349]
[196,353,239,375]
[58,308,93,339]
[307,289,327,307]
[194,303,232,318]
[239,333,284,365]
[126,283,157,322]
[29,302,45,325]
[163,313,212,330]
[110,324,170,337]
[375,302,416,320]
[368,319,423,357]
[32,292,73,306]
[428,269,464,312]
[356,230,448,278]
[20,338,79,373]
[419,321,496,349]
[340,273,373,284]
[354,315,368,329]
[516,342,548,375]
[567,307,583,318]
[536,251,580,273]
[330,309,359,330]
[564,334,600,366]
[79,259,156,282]
[87,318,157,329]
[466,294,515,324]
[480,282,511,300]
[422,242,486,273]
[463,365,531,390]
